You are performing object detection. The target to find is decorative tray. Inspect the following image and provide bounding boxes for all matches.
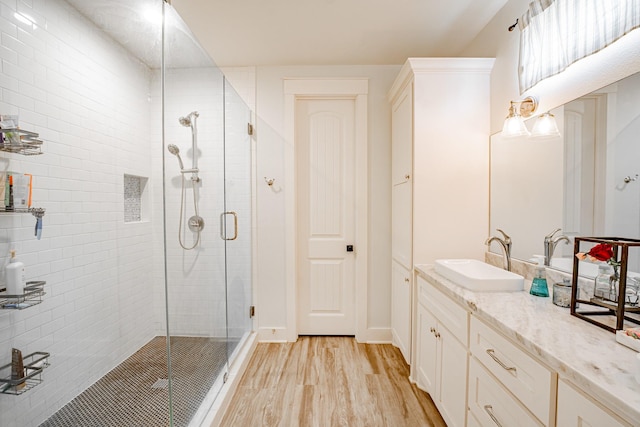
[616,330,640,352]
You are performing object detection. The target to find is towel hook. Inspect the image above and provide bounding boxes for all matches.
[624,174,638,184]
[264,177,275,187]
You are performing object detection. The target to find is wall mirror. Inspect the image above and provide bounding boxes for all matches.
[490,71,640,277]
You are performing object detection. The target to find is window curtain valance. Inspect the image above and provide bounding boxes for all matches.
[518,0,640,93]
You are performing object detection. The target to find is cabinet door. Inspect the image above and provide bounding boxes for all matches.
[391,261,411,364]
[391,82,413,186]
[416,302,437,394]
[556,380,630,427]
[438,323,468,427]
[391,181,412,268]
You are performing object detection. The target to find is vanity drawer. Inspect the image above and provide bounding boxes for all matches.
[417,276,468,345]
[468,357,543,427]
[470,316,556,425]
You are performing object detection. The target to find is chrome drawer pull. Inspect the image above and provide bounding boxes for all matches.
[486,349,517,373]
[484,405,503,427]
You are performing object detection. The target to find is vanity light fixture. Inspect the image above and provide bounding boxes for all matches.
[501,96,538,138]
[531,112,561,139]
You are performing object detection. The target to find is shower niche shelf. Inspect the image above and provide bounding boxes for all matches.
[0,128,43,156]
[0,281,46,310]
[0,351,50,395]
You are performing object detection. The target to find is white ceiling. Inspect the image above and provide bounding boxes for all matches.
[64,0,510,68]
[171,0,510,66]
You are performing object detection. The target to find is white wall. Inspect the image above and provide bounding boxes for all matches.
[0,1,155,425]
[253,65,399,341]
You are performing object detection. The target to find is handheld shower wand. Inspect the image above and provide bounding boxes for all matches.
[167,144,184,170]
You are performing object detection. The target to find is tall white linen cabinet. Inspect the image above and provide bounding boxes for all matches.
[388,58,494,365]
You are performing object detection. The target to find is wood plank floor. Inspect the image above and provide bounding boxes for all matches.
[220,336,447,426]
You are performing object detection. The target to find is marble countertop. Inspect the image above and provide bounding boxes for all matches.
[415,264,640,423]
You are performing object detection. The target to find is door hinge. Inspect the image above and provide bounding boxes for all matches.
[223,372,229,383]
[247,123,254,136]
[249,305,255,318]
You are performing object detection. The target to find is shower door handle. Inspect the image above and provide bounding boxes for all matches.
[220,212,238,241]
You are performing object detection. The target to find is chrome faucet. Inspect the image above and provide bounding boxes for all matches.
[485,229,512,271]
[544,228,571,266]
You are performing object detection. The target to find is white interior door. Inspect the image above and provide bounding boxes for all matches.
[296,97,356,335]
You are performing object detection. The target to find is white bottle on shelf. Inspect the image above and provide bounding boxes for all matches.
[6,250,25,296]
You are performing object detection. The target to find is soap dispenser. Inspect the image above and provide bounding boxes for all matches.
[530,256,549,297]
[5,250,25,296]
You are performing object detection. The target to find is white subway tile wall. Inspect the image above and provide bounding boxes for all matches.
[0,1,252,426]
[153,69,252,339]
[0,0,156,425]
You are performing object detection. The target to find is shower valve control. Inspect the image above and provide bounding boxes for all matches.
[188,215,205,232]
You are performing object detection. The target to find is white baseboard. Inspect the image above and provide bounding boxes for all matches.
[257,327,291,342]
[257,326,392,344]
[363,327,393,343]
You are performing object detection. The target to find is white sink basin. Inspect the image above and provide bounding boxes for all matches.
[434,259,524,292]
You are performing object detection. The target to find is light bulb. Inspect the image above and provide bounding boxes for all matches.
[531,112,561,139]
[502,103,530,138]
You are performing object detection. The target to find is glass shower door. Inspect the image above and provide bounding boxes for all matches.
[222,78,253,363]
[162,3,234,426]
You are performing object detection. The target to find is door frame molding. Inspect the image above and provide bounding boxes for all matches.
[284,78,368,342]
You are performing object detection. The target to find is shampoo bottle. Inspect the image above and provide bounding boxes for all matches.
[6,250,25,296]
[530,257,549,297]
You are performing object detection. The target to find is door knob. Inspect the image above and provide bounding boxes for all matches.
[346,245,354,252]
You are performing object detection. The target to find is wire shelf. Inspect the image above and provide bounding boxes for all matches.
[0,351,50,395]
[0,281,46,310]
[0,128,43,156]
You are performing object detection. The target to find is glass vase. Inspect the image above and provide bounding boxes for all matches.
[594,264,617,302]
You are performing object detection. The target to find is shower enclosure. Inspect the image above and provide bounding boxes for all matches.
[0,1,253,426]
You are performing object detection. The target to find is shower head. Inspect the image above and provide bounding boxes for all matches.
[167,144,184,170]
[179,111,199,127]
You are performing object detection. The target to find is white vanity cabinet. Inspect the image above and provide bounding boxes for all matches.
[556,380,631,427]
[415,275,469,427]
[388,58,493,365]
[416,266,640,427]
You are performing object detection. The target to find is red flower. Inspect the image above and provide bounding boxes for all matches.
[587,243,614,262]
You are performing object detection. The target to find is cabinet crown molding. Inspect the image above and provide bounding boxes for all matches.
[388,58,495,104]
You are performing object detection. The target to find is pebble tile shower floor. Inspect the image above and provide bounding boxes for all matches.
[40,336,230,427]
